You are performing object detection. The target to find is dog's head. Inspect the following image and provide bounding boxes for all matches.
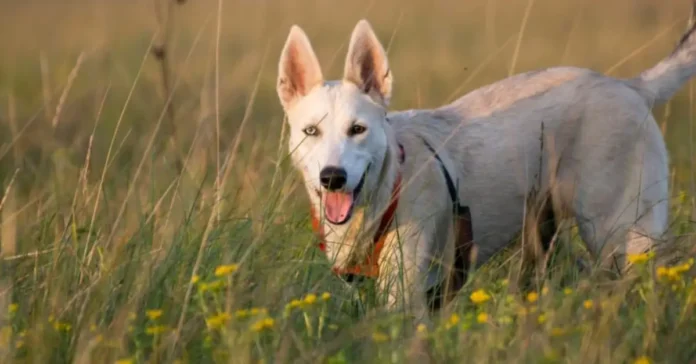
[276,20,394,268]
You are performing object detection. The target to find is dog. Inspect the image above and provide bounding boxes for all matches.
[275,3,696,323]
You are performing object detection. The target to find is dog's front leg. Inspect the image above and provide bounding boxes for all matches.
[376,228,432,326]
[376,227,436,363]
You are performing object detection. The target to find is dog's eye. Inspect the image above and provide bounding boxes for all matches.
[303,126,319,136]
[348,124,367,136]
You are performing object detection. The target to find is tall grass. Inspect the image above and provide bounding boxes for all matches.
[0,0,695,363]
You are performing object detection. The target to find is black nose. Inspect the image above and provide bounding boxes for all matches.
[320,166,347,191]
[341,273,364,284]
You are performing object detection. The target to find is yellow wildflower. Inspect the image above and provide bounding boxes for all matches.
[477,312,489,324]
[563,288,573,295]
[527,292,539,303]
[469,289,491,305]
[322,292,331,301]
[214,264,239,277]
[115,359,134,364]
[145,325,168,335]
[416,324,428,333]
[235,309,249,319]
[537,314,547,324]
[445,313,460,329]
[633,356,651,364]
[303,293,317,306]
[583,300,594,309]
[146,309,163,320]
[206,312,232,330]
[250,307,268,316]
[191,275,200,284]
[199,280,224,293]
[8,303,18,314]
[371,331,389,342]
[627,252,654,265]
[250,318,275,332]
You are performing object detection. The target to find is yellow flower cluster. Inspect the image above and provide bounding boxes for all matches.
[145,325,168,335]
[627,252,655,265]
[469,289,491,305]
[214,264,239,277]
[445,313,460,329]
[250,317,275,332]
[205,312,232,330]
[146,309,163,320]
[285,292,330,313]
[199,280,225,293]
[656,259,693,282]
[633,356,651,364]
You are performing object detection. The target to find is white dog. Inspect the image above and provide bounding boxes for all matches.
[276,4,696,321]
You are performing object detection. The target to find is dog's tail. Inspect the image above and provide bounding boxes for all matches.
[636,0,696,104]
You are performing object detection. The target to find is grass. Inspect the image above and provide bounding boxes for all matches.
[0,0,695,363]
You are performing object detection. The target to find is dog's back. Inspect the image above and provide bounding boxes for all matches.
[387,9,696,269]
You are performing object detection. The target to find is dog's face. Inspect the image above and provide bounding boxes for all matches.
[276,20,393,266]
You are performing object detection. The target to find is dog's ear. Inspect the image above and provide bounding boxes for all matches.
[277,25,324,111]
[343,20,392,107]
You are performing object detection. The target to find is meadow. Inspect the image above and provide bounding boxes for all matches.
[0,0,695,363]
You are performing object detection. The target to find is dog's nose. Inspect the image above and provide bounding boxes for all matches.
[341,273,364,284]
[319,166,347,191]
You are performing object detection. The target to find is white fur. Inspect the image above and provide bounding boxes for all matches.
[276,12,696,322]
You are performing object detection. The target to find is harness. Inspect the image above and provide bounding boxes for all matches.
[310,138,474,310]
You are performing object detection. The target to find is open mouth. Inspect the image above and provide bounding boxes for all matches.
[319,168,368,225]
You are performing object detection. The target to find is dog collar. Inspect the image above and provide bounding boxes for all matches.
[310,143,405,278]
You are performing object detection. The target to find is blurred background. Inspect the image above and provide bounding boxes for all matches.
[0,0,694,361]
[1,0,694,210]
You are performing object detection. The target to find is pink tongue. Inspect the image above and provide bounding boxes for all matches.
[323,191,354,224]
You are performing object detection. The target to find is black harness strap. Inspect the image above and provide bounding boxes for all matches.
[419,137,475,311]
[420,139,467,216]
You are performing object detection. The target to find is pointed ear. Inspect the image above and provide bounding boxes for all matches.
[343,20,393,107]
[277,25,324,110]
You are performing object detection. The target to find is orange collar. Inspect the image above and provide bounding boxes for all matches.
[310,145,404,279]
